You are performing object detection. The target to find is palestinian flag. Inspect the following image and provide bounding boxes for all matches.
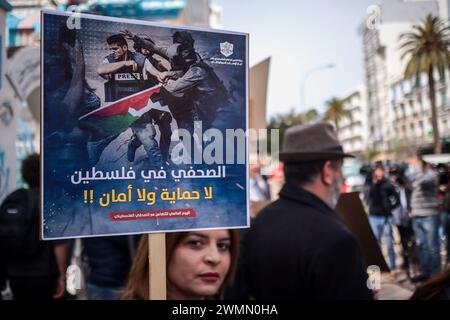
[79,85,164,137]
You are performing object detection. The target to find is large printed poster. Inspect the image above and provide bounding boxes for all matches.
[41,10,249,239]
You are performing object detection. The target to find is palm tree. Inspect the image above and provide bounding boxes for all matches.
[399,14,450,154]
[323,97,352,133]
[303,108,319,123]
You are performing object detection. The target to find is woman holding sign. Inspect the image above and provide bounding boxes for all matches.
[122,229,239,300]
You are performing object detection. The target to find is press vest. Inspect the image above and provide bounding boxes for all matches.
[104,52,153,102]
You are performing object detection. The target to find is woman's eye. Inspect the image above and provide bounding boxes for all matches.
[188,240,203,247]
[217,242,230,251]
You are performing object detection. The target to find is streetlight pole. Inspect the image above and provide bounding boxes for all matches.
[300,63,336,112]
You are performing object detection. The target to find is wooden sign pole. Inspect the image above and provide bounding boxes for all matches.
[148,233,166,300]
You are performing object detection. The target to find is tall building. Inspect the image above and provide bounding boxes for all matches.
[6,0,59,47]
[58,0,222,28]
[336,84,368,159]
[181,0,223,29]
[208,2,222,29]
[362,0,450,157]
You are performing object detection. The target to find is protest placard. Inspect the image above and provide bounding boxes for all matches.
[41,10,249,240]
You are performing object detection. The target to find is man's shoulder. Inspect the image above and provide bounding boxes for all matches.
[255,197,304,218]
[381,179,396,190]
[130,51,146,63]
[187,65,208,77]
[319,223,359,251]
[103,54,115,63]
[253,197,350,237]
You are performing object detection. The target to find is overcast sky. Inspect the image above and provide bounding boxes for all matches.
[213,0,374,120]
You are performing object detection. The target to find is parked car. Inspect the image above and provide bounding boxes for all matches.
[342,160,365,193]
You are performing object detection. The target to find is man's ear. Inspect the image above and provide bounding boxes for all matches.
[321,161,334,186]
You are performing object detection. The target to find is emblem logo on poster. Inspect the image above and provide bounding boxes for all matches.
[220,42,234,57]
[366,265,381,290]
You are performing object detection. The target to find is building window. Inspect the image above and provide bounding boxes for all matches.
[410,123,416,136]
[409,99,415,115]
[390,86,396,104]
[441,89,447,108]
[400,103,405,119]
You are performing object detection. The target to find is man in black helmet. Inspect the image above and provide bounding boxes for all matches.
[121,30,229,134]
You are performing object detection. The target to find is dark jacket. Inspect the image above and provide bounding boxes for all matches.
[410,169,440,217]
[442,187,450,214]
[367,179,400,217]
[4,188,61,279]
[82,236,137,288]
[243,184,373,300]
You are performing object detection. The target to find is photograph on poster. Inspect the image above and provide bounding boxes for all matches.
[41,10,249,239]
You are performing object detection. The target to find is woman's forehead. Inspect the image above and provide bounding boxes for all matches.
[186,230,230,239]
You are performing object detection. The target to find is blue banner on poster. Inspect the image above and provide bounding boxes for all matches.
[41,10,249,239]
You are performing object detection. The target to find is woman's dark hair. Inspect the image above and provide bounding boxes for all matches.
[21,153,39,188]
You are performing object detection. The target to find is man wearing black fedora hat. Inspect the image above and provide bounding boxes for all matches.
[243,123,373,299]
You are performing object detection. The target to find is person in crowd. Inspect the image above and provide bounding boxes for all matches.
[224,155,269,300]
[437,169,448,248]
[249,154,271,203]
[441,177,450,264]
[241,123,373,299]
[268,162,285,200]
[122,229,239,300]
[0,154,69,300]
[389,166,415,273]
[410,268,450,300]
[410,159,441,279]
[82,235,138,300]
[366,165,399,271]
[0,252,5,300]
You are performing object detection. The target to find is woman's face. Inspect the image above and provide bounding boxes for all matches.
[167,230,231,300]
